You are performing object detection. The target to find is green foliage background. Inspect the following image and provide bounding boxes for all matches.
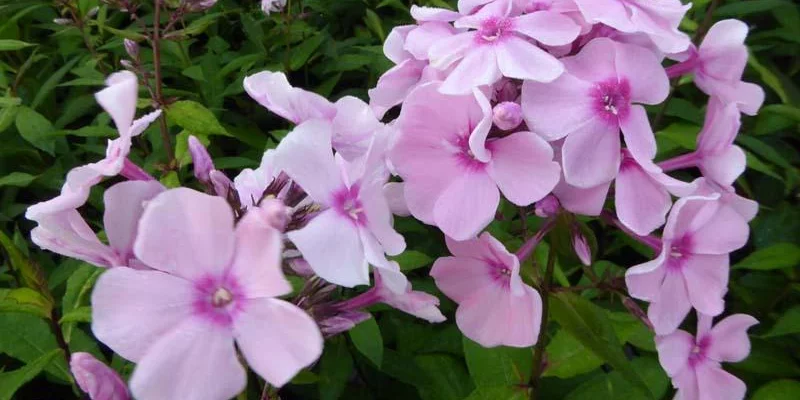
[0,0,798,399]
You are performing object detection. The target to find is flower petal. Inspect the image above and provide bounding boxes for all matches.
[649,268,692,335]
[706,314,758,363]
[487,131,560,205]
[615,157,670,236]
[512,11,580,46]
[614,42,669,104]
[495,36,564,83]
[95,71,138,137]
[103,181,164,257]
[228,207,291,298]
[682,254,729,316]
[243,71,335,124]
[561,121,620,188]
[439,46,501,95]
[433,171,500,240]
[456,285,542,348]
[695,362,747,400]
[655,329,694,377]
[620,105,657,161]
[521,74,595,141]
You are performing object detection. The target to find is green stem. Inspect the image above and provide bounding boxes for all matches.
[152,0,175,168]
[529,245,557,400]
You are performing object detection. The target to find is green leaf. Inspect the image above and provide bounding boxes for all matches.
[290,369,319,385]
[318,336,353,400]
[543,329,603,378]
[763,306,800,338]
[746,151,784,181]
[716,0,794,17]
[463,386,528,400]
[364,9,385,41]
[563,357,668,400]
[0,349,61,400]
[751,380,800,400]
[174,130,210,167]
[549,292,654,399]
[733,243,800,270]
[14,106,56,155]
[31,56,81,111]
[348,317,383,367]
[463,337,532,387]
[0,288,52,319]
[60,306,92,324]
[0,313,70,382]
[166,101,228,136]
[415,354,475,400]
[0,39,36,51]
[733,338,800,377]
[747,52,790,104]
[290,34,326,71]
[0,230,50,300]
[0,172,36,188]
[392,250,433,272]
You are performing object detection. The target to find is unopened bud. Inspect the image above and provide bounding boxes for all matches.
[124,39,139,59]
[209,170,233,197]
[534,195,560,218]
[623,296,654,331]
[70,353,130,400]
[492,101,523,131]
[318,311,370,336]
[54,18,73,25]
[186,0,218,12]
[572,232,592,266]
[188,135,213,184]
[120,59,135,70]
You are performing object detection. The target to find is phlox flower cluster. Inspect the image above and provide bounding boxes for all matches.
[27,0,765,399]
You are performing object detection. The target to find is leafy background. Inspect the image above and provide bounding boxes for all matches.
[0,0,798,399]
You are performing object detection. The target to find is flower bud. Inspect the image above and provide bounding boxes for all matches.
[318,310,370,336]
[186,0,218,12]
[188,135,213,184]
[120,60,135,70]
[492,101,523,131]
[124,39,139,60]
[70,352,130,400]
[53,18,73,26]
[534,195,560,218]
[572,231,592,266]
[209,170,233,197]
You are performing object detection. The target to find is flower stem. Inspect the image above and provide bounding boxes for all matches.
[665,58,698,79]
[600,211,662,252]
[529,245,557,400]
[152,0,175,168]
[658,151,699,172]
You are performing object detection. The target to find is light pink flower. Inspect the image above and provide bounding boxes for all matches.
[691,178,758,223]
[390,82,560,240]
[656,313,758,400]
[523,38,669,188]
[261,0,286,15]
[233,150,278,208]
[31,181,164,269]
[92,189,322,400]
[427,0,580,94]
[431,232,542,347]
[26,71,161,221]
[244,71,381,159]
[625,196,750,335]
[70,352,129,400]
[573,0,691,53]
[274,120,407,291]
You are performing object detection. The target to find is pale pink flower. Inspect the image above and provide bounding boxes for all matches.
[244,71,381,159]
[426,0,580,94]
[625,196,750,335]
[390,82,560,240]
[572,0,691,53]
[274,120,407,291]
[656,313,758,400]
[70,353,129,400]
[691,178,758,223]
[188,135,214,184]
[669,20,765,116]
[523,38,669,188]
[431,233,542,347]
[261,0,286,15]
[26,71,161,221]
[31,181,164,269]
[233,150,278,208]
[92,189,322,400]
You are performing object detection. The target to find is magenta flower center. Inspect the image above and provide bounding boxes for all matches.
[211,287,234,307]
[332,184,367,226]
[688,335,711,367]
[477,17,514,44]
[666,235,693,271]
[591,78,632,125]
[488,262,513,288]
[193,274,245,327]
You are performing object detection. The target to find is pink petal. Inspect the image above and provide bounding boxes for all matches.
[655,329,693,377]
[95,71,138,137]
[521,73,595,141]
[383,25,414,64]
[439,46,501,95]
[615,157,670,236]
[706,314,758,363]
[331,96,381,160]
[487,131,560,205]
[103,181,164,257]
[702,145,746,187]
[360,183,406,256]
[552,177,611,216]
[625,251,667,301]
[70,352,129,400]
[649,268,692,335]
[433,171,500,240]
[456,285,542,347]
[695,362,747,400]
[620,104,657,161]
[274,119,343,204]
[410,5,461,22]
[227,207,291,298]
[573,0,634,33]
[383,182,411,217]
[673,367,700,400]
[695,77,765,116]
[512,11,580,46]
[458,0,493,14]
[128,110,162,137]
[31,211,119,268]
[243,71,336,124]
[663,196,719,243]
[428,31,476,70]
[561,37,618,82]
[696,99,741,156]
[405,22,457,60]
[129,319,245,400]
[91,268,194,361]
[134,188,235,279]
[614,41,669,104]
[495,36,564,83]
[682,254,729,316]
[287,210,369,287]
[698,20,749,82]
[431,256,492,304]
[688,203,750,255]
[234,298,323,387]
[468,88,494,163]
[369,60,426,118]
[561,121,621,188]
[376,269,445,322]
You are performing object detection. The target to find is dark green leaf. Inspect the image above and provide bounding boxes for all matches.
[392,250,433,272]
[0,349,61,400]
[0,313,70,382]
[463,337,532,387]
[763,306,800,338]
[348,317,384,367]
[14,106,56,155]
[166,101,228,136]
[0,288,52,319]
[751,379,800,400]
[734,243,800,270]
[0,172,36,188]
[318,336,353,400]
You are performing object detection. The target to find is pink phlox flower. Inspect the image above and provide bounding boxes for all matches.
[695,98,746,187]
[373,268,446,323]
[431,232,542,347]
[31,181,164,269]
[690,177,758,223]
[26,71,161,221]
[70,352,130,400]
[233,149,279,208]
[523,37,669,188]
[656,313,758,400]
[572,0,691,53]
[426,0,580,94]
[274,119,407,291]
[390,82,560,240]
[625,195,750,335]
[91,188,323,400]
[261,0,286,15]
[244,71,381,159]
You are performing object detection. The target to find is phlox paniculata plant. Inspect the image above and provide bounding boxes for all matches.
[26,0,765,399]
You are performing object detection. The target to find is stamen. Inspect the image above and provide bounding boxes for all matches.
[211,287,233,307]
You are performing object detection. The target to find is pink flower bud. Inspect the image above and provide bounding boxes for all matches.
[318,310,370,336]
[492,102,523,131]
[123,39,139,59]
[186,0,218,12]
[120,60,135,70]
[70,352,130,400]
[572,232,592,266]
[534,195,560,218]
[188,135,213,184]
[288,257,314,276]
[209,170,233,197]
